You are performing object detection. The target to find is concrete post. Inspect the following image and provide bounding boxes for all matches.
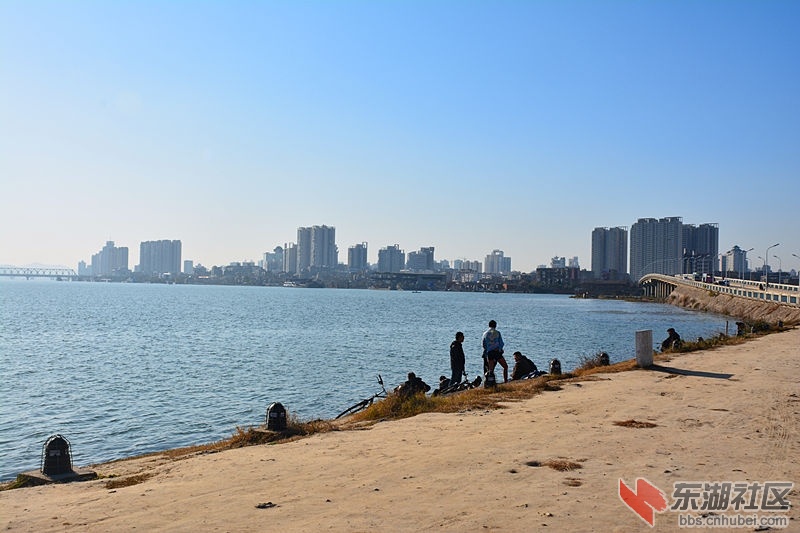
[636,330,653,368]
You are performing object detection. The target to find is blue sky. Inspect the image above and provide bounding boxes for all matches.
[2,1,799,272]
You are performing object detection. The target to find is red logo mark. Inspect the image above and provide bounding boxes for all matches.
[619,478,669,527]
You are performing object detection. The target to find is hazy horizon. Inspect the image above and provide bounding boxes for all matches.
[2,2,799,272]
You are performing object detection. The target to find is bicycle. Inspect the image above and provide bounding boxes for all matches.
[335,374,387,419]
[433,371,482,396]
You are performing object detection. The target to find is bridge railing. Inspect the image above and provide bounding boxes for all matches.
[640,273,799,307]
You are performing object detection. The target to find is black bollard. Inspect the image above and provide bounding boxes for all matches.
[42,434,73,476]
[266,402,287,431]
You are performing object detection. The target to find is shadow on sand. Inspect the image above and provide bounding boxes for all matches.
[648,364,733,380]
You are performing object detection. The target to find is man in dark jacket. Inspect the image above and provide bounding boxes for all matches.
[396,372,431,396]
[449,331,466,385]
[510,351,538,380]
[661,328,682,352]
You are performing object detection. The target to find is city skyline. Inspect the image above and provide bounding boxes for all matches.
[12,215,796,279]
[2,3,799,272]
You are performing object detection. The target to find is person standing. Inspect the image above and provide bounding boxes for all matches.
[482,319,508,383]
[449,331,466,385]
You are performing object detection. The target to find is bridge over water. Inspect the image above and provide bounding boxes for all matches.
[0,267,78,279]
[640,273,799,307]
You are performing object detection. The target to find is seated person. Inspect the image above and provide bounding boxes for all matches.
[396,372,431,396]
[661,328,682,352]
[510,351,538,380]
[432,375,452,396]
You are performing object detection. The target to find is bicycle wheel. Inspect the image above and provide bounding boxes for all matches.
[335,398,371,419]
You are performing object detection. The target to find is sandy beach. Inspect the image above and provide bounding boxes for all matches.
[2,328,798,532]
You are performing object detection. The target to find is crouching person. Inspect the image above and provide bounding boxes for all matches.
[395,372,431,397]
[510,351,538,380]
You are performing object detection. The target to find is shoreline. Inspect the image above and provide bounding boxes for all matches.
[2,328,798,531]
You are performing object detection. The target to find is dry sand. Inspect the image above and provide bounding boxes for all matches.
[2,329,799,532]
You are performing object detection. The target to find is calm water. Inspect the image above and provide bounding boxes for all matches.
[0,280,732,480]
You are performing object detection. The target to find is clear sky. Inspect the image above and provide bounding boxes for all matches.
[2,1,799,273]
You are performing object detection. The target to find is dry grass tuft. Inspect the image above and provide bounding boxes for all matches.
[159,417,338,461]
[564,477,583,487]
[542,458,583,471]
[613,419,658,429]
[574,351,610,372]
[573,358,639,376]
[343,376,566,423]
[105,473,153,489]
[0,476,36,491]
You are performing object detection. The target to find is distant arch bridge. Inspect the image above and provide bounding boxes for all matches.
[0,266,78,279]
[639,273,799,307]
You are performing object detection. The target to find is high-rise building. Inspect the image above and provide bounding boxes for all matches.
[283,243,298,274]
[682,223,719,275]
[296,225,337,273]
[723,245,749,278]
[406,246,435,272]
[90,241,129,277]
[296,228,312,273]
[485,249,511,274]
[630,217,683,281]
[377,244,405,273]
[311,225,337,269]
[183,260,193,275]
[591,226,628,278]
[138,240,182,276]
[263,246,284,272]
[453,259,482,273]
[347,242,368,272]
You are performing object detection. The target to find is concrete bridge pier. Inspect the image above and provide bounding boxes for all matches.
[642,279,675,300]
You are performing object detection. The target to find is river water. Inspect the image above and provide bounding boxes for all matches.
[0,280,732,480]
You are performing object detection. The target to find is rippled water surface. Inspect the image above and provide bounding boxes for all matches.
[0,280,732,480]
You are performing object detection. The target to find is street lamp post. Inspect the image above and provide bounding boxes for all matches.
[773,255,782,284]
[765,243,780,287]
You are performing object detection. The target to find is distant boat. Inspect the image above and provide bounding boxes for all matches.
[412,290,422,293]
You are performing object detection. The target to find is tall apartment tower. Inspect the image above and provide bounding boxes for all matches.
[682,223,719,275]
[296,228,312,273]
[630,217,683,282]
[723,245,749,277]
[347,242,368,272]
[296,225,337,273]
[138,240,182,276]
[283,243,298,275]
[485,249,511,274]
[406,246,435,272]
[262,246,284,272]
[591,226,628,278]
[311,225,337,269]
[377,244,405,273]
[90,240,129,276]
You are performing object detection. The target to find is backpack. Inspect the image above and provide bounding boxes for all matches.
[549,358,562,375]
[484,370,497,388]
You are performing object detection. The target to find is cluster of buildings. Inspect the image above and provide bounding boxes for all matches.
[592,217,757,283]
[78,240,183,278]
[261,225,513,279]
[77,216,792,288]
